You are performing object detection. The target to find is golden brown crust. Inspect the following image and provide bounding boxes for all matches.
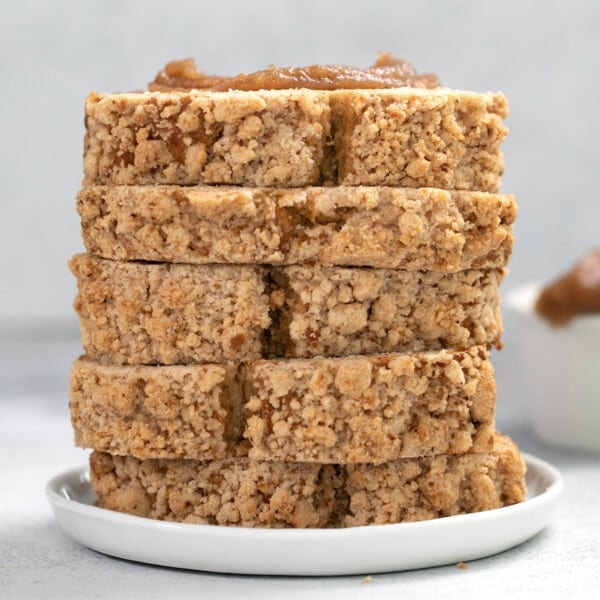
[89,433,526,528]
[77,185,516,271]
[83,88,507,191]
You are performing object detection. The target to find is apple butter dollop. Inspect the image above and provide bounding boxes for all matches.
[149,52,439,91]
[535,248,600,325]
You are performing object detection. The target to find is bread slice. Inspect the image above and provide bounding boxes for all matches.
[70,254,503,364]
[331,88,508,190]
[343,433,526,527]
[78,185,516,271]
[69,254,270,365]
[245,346,496,463]
[89,433,525,528]
[71,346,495,463]
[83,88,507,191]
[267,266,504,358]
[70,358,246,460]
[83,89,331,188]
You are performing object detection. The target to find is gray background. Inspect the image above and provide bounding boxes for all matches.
[2,0,599,325]
[2,3,600,596]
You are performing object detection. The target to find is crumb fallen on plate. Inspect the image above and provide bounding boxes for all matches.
[457,562,469,569]
[362,575,373,584]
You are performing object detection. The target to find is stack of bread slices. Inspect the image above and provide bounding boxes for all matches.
[70,67,526,528]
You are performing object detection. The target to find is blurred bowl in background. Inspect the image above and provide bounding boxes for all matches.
[506,284,600,452]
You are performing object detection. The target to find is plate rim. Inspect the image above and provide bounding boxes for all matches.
[46,452,563,540]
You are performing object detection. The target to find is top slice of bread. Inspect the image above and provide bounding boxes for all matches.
[84,88,507,191]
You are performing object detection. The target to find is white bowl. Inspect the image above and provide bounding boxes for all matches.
[505,284,600,451]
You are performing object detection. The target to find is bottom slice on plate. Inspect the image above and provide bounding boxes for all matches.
[90,433,525,528]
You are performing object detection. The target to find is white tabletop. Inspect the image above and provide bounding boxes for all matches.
[1,338,599,599]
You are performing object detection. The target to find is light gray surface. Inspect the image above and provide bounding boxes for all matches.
[2,1,600,596]
[1,339,600,599]
[1,0,600,320]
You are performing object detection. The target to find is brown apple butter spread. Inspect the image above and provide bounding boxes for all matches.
[149,52,439,91]
[535,248,600,325]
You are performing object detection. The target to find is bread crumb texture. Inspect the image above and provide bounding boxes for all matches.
[70,254,504,365]
[72,346,496,463]
[89,434,526,528]
[77,185,515,271]
[83,88,507,191]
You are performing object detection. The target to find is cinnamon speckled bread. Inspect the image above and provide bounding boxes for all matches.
[267,266,504,358]
[90,450,342,528]
[70,254,503,364]
[342,433,526,527]
[71,346,495,463]
[83,89,331,187]
[70,358,246,460]
[77,185,516,271]
[74,57,524,534]
[69,254,270,365]
[245,346,496,463]
[89,433,525,528]
[83,88,507,191]
[330,88,507,190]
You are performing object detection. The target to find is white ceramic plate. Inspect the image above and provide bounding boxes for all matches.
[47,453,562,576]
